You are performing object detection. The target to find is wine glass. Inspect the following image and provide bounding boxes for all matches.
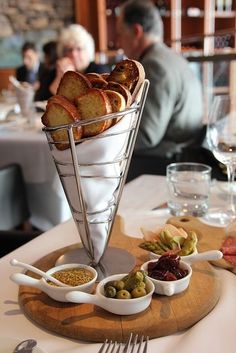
[206,94,236,225]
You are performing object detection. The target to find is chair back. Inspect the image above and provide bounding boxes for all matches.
[0,163,30,230]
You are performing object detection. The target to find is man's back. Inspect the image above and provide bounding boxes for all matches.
[135,42,203,157]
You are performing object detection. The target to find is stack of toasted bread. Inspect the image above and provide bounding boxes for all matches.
[41,59,145,150]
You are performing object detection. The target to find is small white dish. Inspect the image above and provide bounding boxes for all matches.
[66,273,155,315]
[149,248,198,261]
[141,259,192,296]
[10,263,97,302]
[142,250,222,297]
[0,337,45,353]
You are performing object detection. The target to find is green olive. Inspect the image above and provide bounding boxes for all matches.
[104,280,116,289]
[135,271,144,282]
[116,289,131,299]
[138,281,146,288]
[104,280,124,290]
[115,280,125,291]
[131,286,147,298]
[105,285,116,298]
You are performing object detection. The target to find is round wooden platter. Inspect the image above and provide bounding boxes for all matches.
[18,215,221,343]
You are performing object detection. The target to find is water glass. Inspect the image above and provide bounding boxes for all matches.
[15,85,34,118]
[167,162,212,217]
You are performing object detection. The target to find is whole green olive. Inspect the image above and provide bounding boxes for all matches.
[131,286,147,298]
[116,289,131,299]
[104,280,124,290]
[104,280,117,289]
[135,271,144,282]
[138,281,146,288]
[105,285,117,298]
[115,280,125,291]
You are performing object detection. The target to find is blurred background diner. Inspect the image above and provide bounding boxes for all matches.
[117,0,204,181]
[34,40,58,102]
[49,24,111,95]
[16,41,43,91]
[0,0,236,256]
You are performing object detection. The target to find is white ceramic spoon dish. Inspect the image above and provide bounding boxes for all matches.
[183,250,223,265]
[10,263,98,302]
[10,259,68,287]
[141,250,223,296]
[66,273,155,315]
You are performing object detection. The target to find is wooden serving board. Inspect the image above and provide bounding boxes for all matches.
[18,216,221,342]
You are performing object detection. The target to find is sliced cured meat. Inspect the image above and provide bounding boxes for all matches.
[220,246,236,255]
[223,255,236,265]
[220,236,236,265]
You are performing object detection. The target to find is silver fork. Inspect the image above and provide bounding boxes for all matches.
[98,339,122,353]
[122,333,149,353]
[98,333,149,353]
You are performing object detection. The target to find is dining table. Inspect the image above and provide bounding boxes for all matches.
[1,174,236,353]
[0,99,71,231]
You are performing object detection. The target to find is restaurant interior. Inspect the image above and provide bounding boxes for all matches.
[0,1,236,352]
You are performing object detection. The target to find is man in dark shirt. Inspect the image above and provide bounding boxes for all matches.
[16,42,43,90]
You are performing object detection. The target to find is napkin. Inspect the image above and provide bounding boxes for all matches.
[50,102,139,263]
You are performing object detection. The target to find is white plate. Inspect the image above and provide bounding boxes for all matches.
[118,208,170,238]
[0,337,46,353]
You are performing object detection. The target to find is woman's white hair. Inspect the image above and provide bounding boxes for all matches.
[57,24,95,61]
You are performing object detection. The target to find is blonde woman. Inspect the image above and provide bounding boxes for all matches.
[50,24,110,94]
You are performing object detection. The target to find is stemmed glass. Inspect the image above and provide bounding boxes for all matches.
[206,94,236,225]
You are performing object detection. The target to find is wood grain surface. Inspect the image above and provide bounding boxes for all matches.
[18,216,221,342]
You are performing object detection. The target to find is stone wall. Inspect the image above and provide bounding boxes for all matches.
[0,0,74,37]
[0,0,74,67]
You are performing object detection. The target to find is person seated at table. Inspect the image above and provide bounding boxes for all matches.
[49,24,111,95]
[34,40,58,101]
[117,0,204,179]
[16,41,43,90]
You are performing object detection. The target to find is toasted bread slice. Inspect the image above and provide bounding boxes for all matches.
[42,100,82,150]
[85,73,102,80]
[104,89,126,125]
[107,59,145,101]
[57,71,91,102]
[100,73,109,80]
[75,88,112,137]
[107,81,132,107]
[46,94,75,110]
[86,76,108,89]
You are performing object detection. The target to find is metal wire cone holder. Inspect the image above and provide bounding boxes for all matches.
[43,80,149,279]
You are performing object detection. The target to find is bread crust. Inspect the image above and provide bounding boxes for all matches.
[57,71,91,102]
[42,100,82,150]
[75,88,112,137]
[104,89,126,125]
[86,75,108,89]
[107,59,145,101]
[107,81,132,107]
[46,94,75,110]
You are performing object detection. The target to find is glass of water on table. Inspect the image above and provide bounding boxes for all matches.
[167,162,212,217]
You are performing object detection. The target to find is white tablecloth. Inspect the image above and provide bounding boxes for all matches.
[0,175,236,353]
[0,109,71,231]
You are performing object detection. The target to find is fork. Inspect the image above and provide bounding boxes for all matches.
[98,339,122,353]
[98,333,149,353]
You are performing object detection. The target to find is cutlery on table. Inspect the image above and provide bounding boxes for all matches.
[13,339,37,353]
[98,333,149,353]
